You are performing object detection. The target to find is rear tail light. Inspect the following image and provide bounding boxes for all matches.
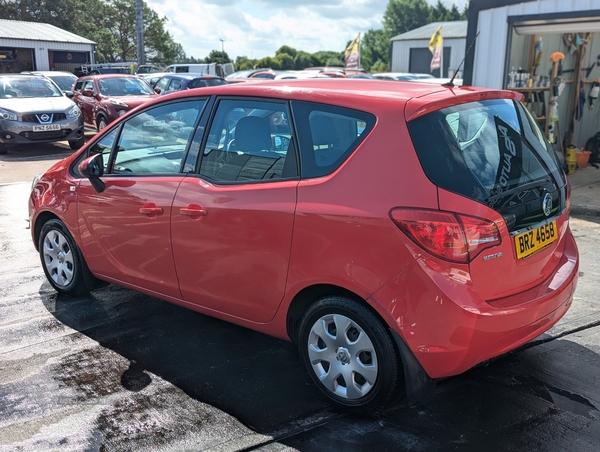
[390,208,501,264]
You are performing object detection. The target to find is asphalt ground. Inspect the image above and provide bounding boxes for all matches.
[0,146,599,451]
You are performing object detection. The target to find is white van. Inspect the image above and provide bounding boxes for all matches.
[165,63,231,77]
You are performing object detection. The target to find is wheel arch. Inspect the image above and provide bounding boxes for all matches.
[33,211,61,251]
[285,283,436,405]
[286,284,385,345]
[95,112,108,128]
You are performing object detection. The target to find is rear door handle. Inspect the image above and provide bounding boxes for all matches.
[139,203,163,218]
[180,204,208,219]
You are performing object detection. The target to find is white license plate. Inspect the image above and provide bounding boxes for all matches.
[33,124,61,132]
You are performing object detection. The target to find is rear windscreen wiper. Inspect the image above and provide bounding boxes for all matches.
[487,179,551,204]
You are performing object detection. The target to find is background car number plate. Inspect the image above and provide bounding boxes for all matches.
[514,220,557,259]
[33,124,61,132]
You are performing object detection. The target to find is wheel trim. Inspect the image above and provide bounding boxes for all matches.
[307,314,378,400]
[42,230,75,288]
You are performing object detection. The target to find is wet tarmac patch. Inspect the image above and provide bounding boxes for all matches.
[54,347,126,400]
[514,375,598,419]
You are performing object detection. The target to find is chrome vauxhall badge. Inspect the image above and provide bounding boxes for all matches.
[542,192,552,216]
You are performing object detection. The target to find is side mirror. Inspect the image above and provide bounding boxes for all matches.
[78,153,105,193]
[64,90,74,98]
[82,88,94,97]
[154,87,161,94]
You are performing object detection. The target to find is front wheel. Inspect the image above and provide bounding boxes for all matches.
[298,296,402,413]
[96,116,108,131]
[39,219,97,296]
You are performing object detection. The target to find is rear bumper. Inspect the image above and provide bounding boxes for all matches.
[370,229,579,379]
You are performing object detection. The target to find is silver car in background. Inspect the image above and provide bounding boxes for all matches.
[0,74,85,154]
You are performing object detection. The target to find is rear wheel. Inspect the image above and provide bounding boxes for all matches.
[298,296,401,413]
[39,219,99,296]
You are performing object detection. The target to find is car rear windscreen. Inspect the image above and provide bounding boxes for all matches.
[408,99,566,231]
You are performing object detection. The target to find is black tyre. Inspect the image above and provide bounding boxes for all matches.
[68,136,85,150]
[96,116,108,131]
[39,219,98,296]
[0,143,8,155]
[298,296,402,413]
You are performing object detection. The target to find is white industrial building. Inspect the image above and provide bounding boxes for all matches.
[464,0,600,151]
[0,19,96,74]
[390,21,467,78]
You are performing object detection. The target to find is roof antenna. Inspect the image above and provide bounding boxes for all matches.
[444,31,480,87]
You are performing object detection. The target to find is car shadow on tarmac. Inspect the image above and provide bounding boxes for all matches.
[39,282,329,433]
[39,282,600,450]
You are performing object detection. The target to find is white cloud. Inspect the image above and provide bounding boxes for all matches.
[145,0,468,61]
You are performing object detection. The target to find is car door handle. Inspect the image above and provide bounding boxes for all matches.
[180,204,208,218]
[139,203,163,217]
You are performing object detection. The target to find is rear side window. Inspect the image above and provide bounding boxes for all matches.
[408,99,566,230]
[199,99,297,183]
[292,101,375,178]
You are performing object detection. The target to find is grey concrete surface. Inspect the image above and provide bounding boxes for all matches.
[567,163,600,217]
[1,156,600,451]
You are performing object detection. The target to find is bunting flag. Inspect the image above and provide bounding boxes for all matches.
[345,34,360,70]
[429,27,443,72]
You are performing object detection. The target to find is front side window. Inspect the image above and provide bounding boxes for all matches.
[408,99,566,230]
[292,101,375,178]
[71,128,118,177]
[97,77,155,96]
[164,79,183,93]
[106,100,206,175]
[199,99,297,182]
[154,77,170,93]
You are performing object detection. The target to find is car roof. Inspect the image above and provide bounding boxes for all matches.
[1,73,48,80]
[149,78,519,120]
[23,71,76,76]
[80,74,142,80]
[159,73,223,80]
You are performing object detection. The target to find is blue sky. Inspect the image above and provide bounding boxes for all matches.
[145,0,469,62]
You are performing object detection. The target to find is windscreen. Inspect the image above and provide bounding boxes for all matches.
[408,99,566,231]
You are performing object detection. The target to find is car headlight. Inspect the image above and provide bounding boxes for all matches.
[31,173,42,191]
[68,105,81,118]
[0,108,17,121]
[108,98,128,107]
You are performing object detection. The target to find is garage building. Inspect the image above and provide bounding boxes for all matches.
[0,19,96,74]
[390,21,467,78]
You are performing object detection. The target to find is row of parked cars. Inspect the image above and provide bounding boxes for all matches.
[0,70,231,153]
[0,67,457,155]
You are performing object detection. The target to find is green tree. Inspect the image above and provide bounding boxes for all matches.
[447,4,465,21]
[256,56,281,70]
[0,0,187,64]
[429,0,449,22]
[360,28,391,71]
[276,45,297,59]
[313,51,344,67]
[383,0,430,37]
[275,53,294,70]
[204,49,231,64]
[294,51,314,70]
[237,60,256,70]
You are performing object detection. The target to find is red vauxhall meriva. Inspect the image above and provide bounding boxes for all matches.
[29,79,578,412]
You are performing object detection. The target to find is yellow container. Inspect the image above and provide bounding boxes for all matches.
[565,145,577,175]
